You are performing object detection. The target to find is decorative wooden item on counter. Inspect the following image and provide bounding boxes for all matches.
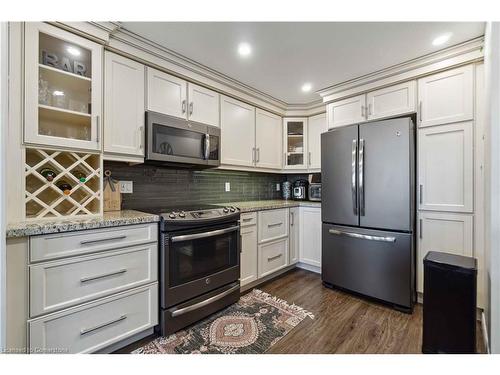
[103,170,121,212]
[25,148,101,219]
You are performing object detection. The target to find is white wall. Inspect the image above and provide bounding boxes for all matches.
[484,22,500,354]
[0,21,8,350]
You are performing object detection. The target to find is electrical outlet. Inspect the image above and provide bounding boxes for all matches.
[119,180,133,194]
[225,182,231,192]
[276,183,281,191]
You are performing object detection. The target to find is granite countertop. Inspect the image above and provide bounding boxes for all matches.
[222,200,321,213]
[5,210,160,238]
[5,200,321,238]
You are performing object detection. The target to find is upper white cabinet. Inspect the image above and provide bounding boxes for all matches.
[24,22,103,151]
[418,121,473,213]
[146,68,220,127]
[299,207,322,268]
[418,65,474,127]
[327,94,365,129]
[255,109,282,169]
[146,68,187,119]
[220,95,255,167]
[307,113,327,170]
[283,118,308,169]
[104,52,145,160]
[366,81,416,121]
[187,83,220,127]
[417,211,473,293]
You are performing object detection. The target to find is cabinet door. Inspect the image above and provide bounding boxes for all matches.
[366,81,416,120]
[187,83,219,127]
[258,238,288,278]
[255,109,282,169]
[327,94,366,129]
[283,118,308,169]
[146,68,187,119]
[418,65,473,127]
[299,207,322,268]
[104,52,145,159]
[417,212,473,293]
[418,122,473,213]
[307,113,327,170]
[220,95,255,167]
[289,207,300,265]
[240,225,258,287]
[24,22,102,151]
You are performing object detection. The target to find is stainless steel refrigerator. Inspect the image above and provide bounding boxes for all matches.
[321,117,415,312]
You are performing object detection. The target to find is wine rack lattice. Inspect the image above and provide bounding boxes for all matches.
[25,148,101,219]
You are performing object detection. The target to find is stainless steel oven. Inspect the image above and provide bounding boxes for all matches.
[157,205,241,335]
[145,111,220,168]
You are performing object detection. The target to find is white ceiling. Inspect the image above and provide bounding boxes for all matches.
[121,22,485,104]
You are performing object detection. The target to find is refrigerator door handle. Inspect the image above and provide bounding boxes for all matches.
[358,138,365,216]
[351,139,358,215]
[328,228,396,243]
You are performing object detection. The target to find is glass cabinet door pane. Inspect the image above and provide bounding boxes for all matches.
[287,121,304,166]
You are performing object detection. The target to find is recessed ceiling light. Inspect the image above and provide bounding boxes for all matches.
[301,83,312,93]
[66,46,81,56]
[432,33,452,46]
[237,42,252,57]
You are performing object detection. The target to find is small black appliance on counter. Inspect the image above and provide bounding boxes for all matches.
[292,179,308,200]
[422,251,477,354]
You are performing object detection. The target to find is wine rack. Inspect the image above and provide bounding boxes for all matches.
[25,148,101,219]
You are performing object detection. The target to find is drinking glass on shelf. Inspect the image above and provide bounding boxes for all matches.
[38,77,50,105]
[52,89,67,109]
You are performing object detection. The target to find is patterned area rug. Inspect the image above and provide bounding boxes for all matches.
[133,289,314,354]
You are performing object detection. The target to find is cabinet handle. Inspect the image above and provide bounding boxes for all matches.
[241,217,253,222]
[95,115,100,143]
[267,222,283,228]
[419,219,423,239]
[290,211,294,226]
[139,126,144,150]
[256,148,260,163]
[419,184,423,205]
[80,235,126,245]
[80,268,127,283]
[308,151,312,166]
[252,147,255,163]
[80,314,127,336]
[189,102,194,116]
[182,100,187,114]
[368,103,372,116]
[361,105,365,118]
[267,254,283,262]
[240,230,254,235]
[419,101,422,123]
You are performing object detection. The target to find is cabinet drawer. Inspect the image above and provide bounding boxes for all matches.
[30,244,158,317]
[30,224,158,262]
[29,283,158,354]
[258,209,288,243]
[258,238,288,278]
[240,212,257,227]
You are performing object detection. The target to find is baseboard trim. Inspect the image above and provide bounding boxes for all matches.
[481,311,490,354]
[240,264,297,293]
[296,262,321,274]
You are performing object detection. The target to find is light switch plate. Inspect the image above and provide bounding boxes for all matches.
[119,180,133,194]
[225,182,231,192]
[276,183,281,191]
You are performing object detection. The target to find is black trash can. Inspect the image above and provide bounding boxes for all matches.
[422,251,477,353]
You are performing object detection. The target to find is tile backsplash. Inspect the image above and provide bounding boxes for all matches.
[104,162,287,210]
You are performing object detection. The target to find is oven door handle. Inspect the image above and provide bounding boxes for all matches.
[170,226,240,243]
[171,284,240,317]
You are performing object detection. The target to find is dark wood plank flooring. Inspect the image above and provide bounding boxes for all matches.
[118,268,485,354]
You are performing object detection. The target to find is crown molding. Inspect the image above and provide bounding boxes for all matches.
[317,36,484,103]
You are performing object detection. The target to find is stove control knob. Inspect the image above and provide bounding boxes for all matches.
[223,207,229,213]
[230,207,236,212]
[179,211,186,218]
[168,213,176,219]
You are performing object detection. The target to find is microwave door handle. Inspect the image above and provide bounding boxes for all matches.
[204,133,210,160]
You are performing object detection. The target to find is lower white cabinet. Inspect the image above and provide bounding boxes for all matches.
[29,283,158,354]
[417,211,473,293]
[258,208,288,243]
[299,207,322,268]
[240,213,258,287]
[289,207,300,264]
[258,238,289,278]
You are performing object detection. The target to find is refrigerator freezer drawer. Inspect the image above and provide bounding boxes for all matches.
[322,224,414,309]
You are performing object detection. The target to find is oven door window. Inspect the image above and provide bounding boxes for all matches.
[152,123,204,159]
[169,226,238,287]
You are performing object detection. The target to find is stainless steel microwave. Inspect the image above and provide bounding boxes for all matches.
[145,111,220,168]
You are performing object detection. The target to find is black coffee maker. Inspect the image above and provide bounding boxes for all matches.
[292,179,308,200]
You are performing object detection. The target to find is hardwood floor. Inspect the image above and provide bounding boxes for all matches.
[117,268,486,354]
[260,268,486,354]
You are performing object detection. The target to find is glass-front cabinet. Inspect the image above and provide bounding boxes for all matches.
[24,22,102,150]
[283,117,308,169]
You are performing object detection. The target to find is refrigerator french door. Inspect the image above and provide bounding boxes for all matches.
[321,117,415,311]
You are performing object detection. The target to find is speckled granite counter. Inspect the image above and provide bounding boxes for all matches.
[223,200,321,213]
[6,210,160,238]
